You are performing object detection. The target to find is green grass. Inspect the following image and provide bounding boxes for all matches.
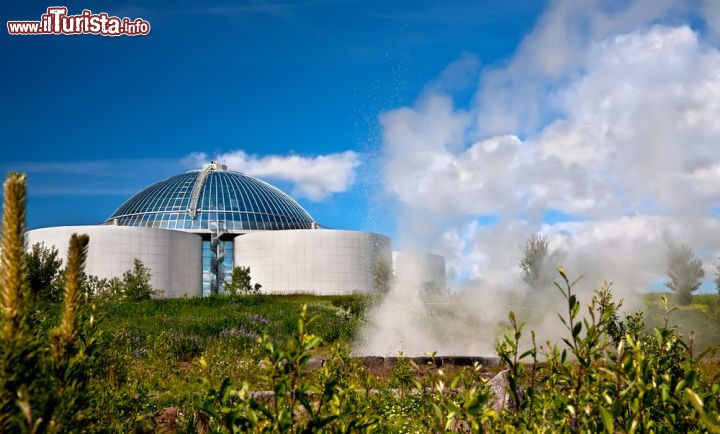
[100,294,366,344]
[642,292,720,353]
[29,294,369,429]
[99,295,365,369]
[26,292,720,431]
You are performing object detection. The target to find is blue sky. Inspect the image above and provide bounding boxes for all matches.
[1,0,545,234]
[7,1,720,294]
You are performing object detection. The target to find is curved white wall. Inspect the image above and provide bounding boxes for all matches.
[234,229,392,295]
[26,225,202,298]
[392,250,446,293]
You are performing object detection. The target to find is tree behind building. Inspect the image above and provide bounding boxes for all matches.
[665,241,704,305]
[225,266,261,295]
[24,242,63,302]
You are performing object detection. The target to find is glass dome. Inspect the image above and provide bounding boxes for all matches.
[105,162,315,232]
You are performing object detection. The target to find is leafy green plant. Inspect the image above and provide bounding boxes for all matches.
[200,304,379,432]
[79,259,160,303]
[389,353,415,390]
[225,266,261,296]
[493,268,720,432]
[423,360,496,432]
[24,242,63,303]
[121,258,159,301]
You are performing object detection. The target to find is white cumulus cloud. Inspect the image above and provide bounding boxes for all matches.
[380,2,720,294]
[185,150,361,201]
[361,0,720,356]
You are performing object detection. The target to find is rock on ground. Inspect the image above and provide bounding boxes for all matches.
[487,369,511,411]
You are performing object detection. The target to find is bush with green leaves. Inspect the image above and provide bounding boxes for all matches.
[225,266,261,296]
[420,361,496,432]
[329,295,367,317]
[519,234,550,290]
[200,304,379,432]
[24,242,64,302]
[45,257,159,304]
[197,268,720,433]
[120,258,159,301]
[78,258,160,302]
[388,354,415,390]
[494,268,720,432]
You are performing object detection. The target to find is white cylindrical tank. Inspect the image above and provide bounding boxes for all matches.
[234,229,392,295]
[392,250,446,293]
[26,225,202,298]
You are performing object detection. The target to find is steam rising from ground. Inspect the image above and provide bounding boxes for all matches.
[357,1,720,356]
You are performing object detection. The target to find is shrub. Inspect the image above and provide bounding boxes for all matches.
[122,258,158,301]
[200,304,379,432]
[225,266,261,296]
[389,354,415,390]
[86,259,159,302]
[494,268,720,432]
[24,242,63,302]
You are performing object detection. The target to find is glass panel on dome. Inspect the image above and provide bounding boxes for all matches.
[105,168,314,231]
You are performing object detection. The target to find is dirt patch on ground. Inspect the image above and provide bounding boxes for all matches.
[154,407,179,433]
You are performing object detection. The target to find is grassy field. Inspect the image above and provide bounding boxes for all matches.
[30,294,372,429]
[24,291,720,432]
[642,292,720,353]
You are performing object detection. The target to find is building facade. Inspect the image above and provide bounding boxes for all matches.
[26,161,443,296]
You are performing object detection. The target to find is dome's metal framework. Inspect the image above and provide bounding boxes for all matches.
[105,162,316,295]
[105,161,315,232]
